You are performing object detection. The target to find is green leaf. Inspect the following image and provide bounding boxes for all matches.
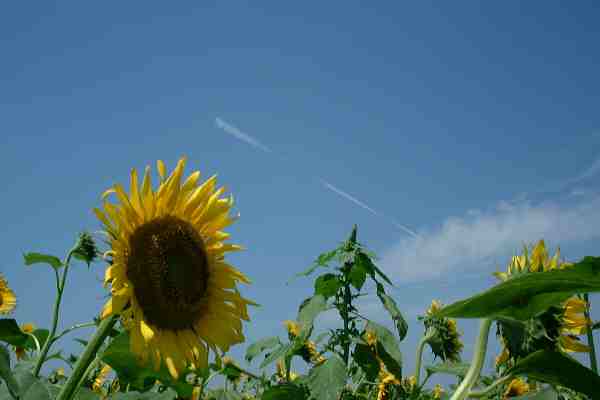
[356,252,393,286]
[314,274,342,300]
[101,332,194,397]
[20,379,60,400]
[262,384,308,400]
[507,350,600,398]
[348,260,368,291]
[0,344,19,399]
[305,354,347,400]
[437,257,600,320]
[376,284,408,341]
[352,344,380,382]
[111,389,178,399]
[425,361,470,378]
[73,388,103,400]
[364,321,402,378]
[0,319,30,347]
[511,387,557,400]
[293,248,341,280]
[24,329,49,351]
[245,336,281,363]
[23,253,62,269]
[297,295,328,338]
[260,343,293,369]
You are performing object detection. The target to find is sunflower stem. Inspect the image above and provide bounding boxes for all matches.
[414,328,435,385]
[583,293,598,374]
[450,319,492,400]
[467,374,512,398]
[33,245,78,377]
[56,314,118,400]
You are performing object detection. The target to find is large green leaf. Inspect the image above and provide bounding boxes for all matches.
[314,274,342,300]
[364,321,402,378]
[425,361,470,378]
[348,260,368,291]
[0,319,30,347]
[356,252,393,286]
[23,253,62,269]
[101,332,193,397]
[305,354,347,400]
[262,384,307,400]
[209,389,242,400]
[512,387,557,400]
[0,344,19,398]
[436,257,600,320]
[297,295,328,338]
[293,248,341,280]
[111,389,178,399]
[352,344,380,381]
[376,284,408,341]
[507,350,600,398]
[245,336,281,363]
[259,343,293,369]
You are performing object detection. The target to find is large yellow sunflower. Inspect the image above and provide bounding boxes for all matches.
[494,240,589,357]
[0,274,16,314]
[95,157,255,379]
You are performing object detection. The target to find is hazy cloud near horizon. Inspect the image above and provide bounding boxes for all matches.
[380,195,600,282]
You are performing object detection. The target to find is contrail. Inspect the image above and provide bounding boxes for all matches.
[216,117,418,237]
[215,117,272,153]
[319,178,420,238]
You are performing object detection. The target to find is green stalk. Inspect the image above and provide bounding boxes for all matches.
[341,274,352,367]
[33,245,78,377]
[583,293,598,374]
[56,314,118,400]
[450,319,492,400]
[414,328,435,385]
[467,374,512,398]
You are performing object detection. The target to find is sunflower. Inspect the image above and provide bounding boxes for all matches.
[503,377,529,399]
[95,157,255,379]
[14,323,35,360]
[275,359,299,382]
[494,240,589,364]
[0,274,16,314]
[432,384,445,399]
[376,371,401,400]
[283,320,325,364]
[424,300,464,362]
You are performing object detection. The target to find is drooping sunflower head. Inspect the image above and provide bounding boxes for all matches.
[0,274,16,315]
[95,157,255,379]
[503,377,530,399]
[423,300,464,363]
[494,240,590,364]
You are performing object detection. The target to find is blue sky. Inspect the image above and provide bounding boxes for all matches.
[2,0,600,387]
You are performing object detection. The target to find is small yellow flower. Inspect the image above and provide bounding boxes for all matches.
[433,384,445,399]
[283,320,301,338]
[503,377,529,398]
[364,329,377,347]
[0,274,16,315]
[92,364,112,393]
[377,371,401,400]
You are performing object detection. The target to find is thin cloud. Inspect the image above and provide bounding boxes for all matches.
[380,195,600,282]
[215,117,272,153]
[319,178,420,238]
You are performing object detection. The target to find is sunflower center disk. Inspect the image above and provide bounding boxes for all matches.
[127,216,209,331]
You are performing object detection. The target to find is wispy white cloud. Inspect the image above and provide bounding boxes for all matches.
[319,178,419,238]
[215,117,272,153]
[380,196,600,282]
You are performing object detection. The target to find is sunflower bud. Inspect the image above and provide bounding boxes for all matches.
[73,232,99,267]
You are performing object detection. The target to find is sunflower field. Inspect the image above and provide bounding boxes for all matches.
[1,158,600,400]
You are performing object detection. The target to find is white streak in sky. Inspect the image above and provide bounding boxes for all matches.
[215,117,272,153]
[319,178,420,238]
[215,116,418,236]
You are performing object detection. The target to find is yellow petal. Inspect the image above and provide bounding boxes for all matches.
[560,335,590,353]
[157,160,167,181]
[139,319,155,343]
